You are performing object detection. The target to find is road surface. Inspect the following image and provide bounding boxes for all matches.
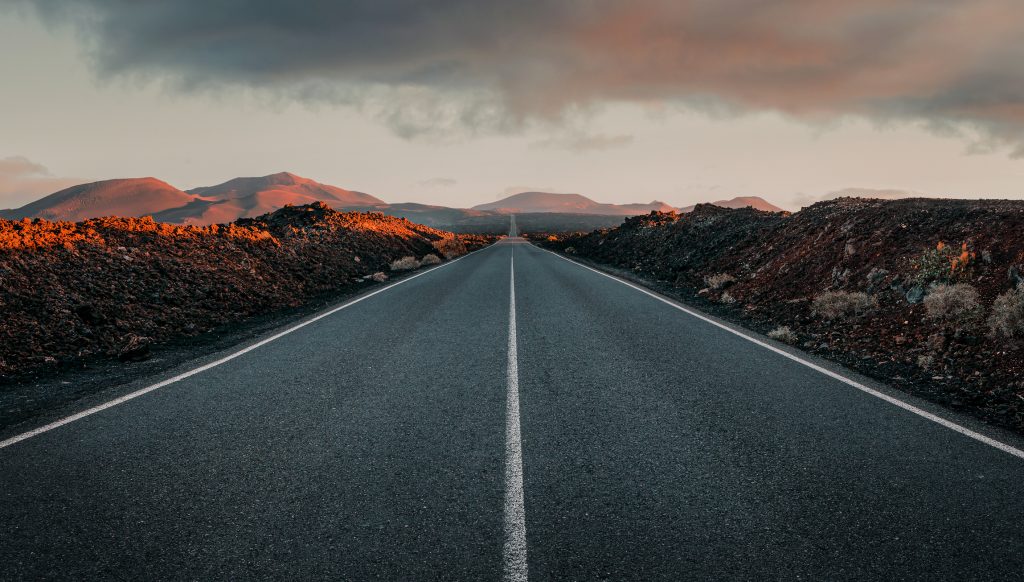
[2,237,1024,580]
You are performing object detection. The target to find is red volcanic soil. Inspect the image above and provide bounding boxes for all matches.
[544,198,1024,433]
[0,202,492,380]
[2,178,196,223]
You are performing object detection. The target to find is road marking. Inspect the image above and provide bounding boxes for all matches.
[541,247,1024,461]
[0,246,492,450]
[503,246,529,582]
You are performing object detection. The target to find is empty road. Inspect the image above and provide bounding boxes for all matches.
[2,237,1024,580]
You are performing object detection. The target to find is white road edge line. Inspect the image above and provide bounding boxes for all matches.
[0,246,493,450]
[542,247,1024,461]
[503,245,529,582]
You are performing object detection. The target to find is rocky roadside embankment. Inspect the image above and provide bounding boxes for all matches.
[541,198,1024,434]
[0,202,494,381]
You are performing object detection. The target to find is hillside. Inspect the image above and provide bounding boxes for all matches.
[472,191,676,215]
[678,196,783,213]
[342,202,493,228]
[543,198,1024,433]
[0,178,196,222]
[826,188,926,201]
[175,172,385,223]
[1,172,387,226]
[0,202,493,383]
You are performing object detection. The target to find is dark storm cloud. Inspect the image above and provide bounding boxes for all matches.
[17,0,1024,151]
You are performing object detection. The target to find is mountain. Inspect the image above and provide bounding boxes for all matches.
[187,172,383,207]
[1,172,387,225]
[471,192,676,215]
[0,178,196,222]
[161,172,386,224]
[679,196,783,213]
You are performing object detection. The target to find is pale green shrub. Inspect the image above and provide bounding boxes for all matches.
[767,326,798,344]
[812,291,877,319]
[704,273,736,290]
[988,285,1024,338]
[389,256,420,271]
[924,283,983,330]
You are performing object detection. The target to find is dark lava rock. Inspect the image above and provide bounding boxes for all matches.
[905,285,925,304]
[73,304,104,325]
[0,204,496,379]
[541,197,1024,434]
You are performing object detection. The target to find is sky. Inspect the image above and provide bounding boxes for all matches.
[2,1,1024,211]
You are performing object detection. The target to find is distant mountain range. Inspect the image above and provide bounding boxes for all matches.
[0,172,384,224]
[0,172,785,232]
[471,191,677,215]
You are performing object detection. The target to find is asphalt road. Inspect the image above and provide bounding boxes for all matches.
[2,237,1024,580]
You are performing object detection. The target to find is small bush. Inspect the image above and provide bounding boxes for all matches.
[767,326,798,344]
[988,285,1024,338]
[812,291,877,319]
[389,256,420,271]
[432,237,467,260]
[420,253,442,266]
[370,272,388,282]
[917,354,934,369]
[923,283,983,330]
[704,273,736,290]
[719,291,737,304]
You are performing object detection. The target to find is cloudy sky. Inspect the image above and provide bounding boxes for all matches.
[3,0,1024,210]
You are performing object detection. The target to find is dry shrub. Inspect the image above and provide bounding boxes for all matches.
[389,256,420,271]
[432,237,467,260]
[420,253,442,266]
[988,285,1024,338]
[812,291,877,319]
[720,291,737,304]
[923,283,983,330]
[767,326,798,344]
[370,272,388,282]
[704,273,736,290]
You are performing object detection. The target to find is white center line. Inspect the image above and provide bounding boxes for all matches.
[503,245,529,582]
